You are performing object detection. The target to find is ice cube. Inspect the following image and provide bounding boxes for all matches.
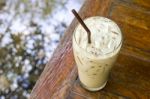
[94,41,100,49]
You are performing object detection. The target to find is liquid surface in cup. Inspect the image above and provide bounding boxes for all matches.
[73,17,122,90]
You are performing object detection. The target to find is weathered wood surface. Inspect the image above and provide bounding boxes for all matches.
[30,0,150,98]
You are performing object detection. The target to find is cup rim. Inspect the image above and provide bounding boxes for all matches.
[73,16,123,57]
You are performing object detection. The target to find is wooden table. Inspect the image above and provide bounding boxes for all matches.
[30,0,150,98]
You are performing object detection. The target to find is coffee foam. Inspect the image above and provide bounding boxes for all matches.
[75,17,122,56]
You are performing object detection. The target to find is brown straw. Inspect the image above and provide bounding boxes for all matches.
[72,9,91,44]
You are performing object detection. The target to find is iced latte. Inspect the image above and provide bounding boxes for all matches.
[72,17,122,91]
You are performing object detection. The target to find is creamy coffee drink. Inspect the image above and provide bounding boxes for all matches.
[72,16,122,91]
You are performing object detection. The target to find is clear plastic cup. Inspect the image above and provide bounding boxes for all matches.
[72,16,122,91]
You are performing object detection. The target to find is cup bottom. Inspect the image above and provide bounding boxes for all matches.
[80,81,107,91]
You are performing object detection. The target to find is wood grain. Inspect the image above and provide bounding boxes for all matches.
[122,0,150,10]
[30,0,150,98]
[109,1,150,52]
[70,79,128,99]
